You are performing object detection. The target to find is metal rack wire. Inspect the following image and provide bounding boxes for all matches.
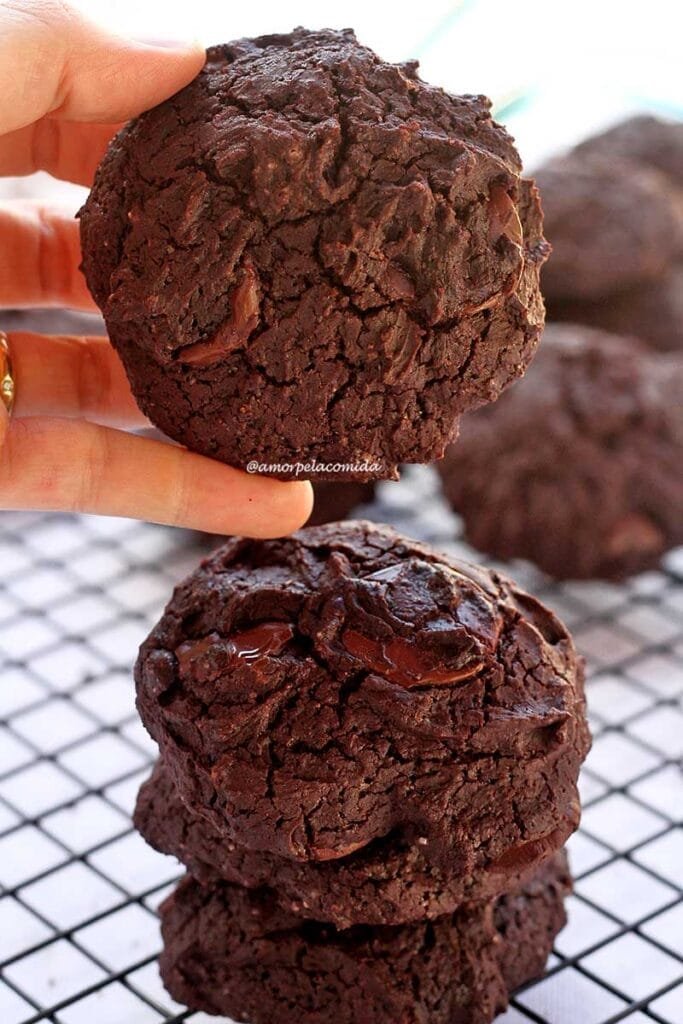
[0,467,681,1024]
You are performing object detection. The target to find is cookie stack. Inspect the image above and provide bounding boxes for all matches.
[134,522,590,1024]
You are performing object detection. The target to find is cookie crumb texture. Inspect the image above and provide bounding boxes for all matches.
[135,522,588,918]
[158,853,570,1024]
[439,324,683,579]
[79,28,548,479]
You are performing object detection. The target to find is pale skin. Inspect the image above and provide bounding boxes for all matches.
[0,0,313,536]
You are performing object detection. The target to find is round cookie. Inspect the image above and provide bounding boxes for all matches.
[549,264,683,352]
[136,756,556,926]
[135,521,589,907]
[79,29,548,480]
[158,853,570,1024]
[536,154,681,302]
[439,323,683,580]
[309,480,376,526]
[573,114,683,185]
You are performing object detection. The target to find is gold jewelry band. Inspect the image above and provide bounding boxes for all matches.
[0,331,15,416]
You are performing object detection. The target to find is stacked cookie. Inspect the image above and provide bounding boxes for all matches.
[77,23,587,1020]
[134,522,590,1023]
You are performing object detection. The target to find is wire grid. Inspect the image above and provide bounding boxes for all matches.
[0,467,681,1024]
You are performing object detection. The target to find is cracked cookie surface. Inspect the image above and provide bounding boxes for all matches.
[79,28,548,479]
[158,852,570,1024]
[136,755,569,926]
[135,521,588,909]
[439,323,683,579]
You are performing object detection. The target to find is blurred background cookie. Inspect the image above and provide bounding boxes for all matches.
[549,264,683,352]
[536,153,681,302]
[573,114,683,183]
[539,115,683,352]
[439,323,683,580]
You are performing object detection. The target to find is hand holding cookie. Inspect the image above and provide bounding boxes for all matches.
[0,0,311,535]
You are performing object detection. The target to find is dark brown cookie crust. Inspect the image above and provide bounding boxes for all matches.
[536,154,681,302]
[158,853,570,1024]
[79,28,548,480]
[439,323,683,580]
[136,756,557,926]
[135,522,588,904]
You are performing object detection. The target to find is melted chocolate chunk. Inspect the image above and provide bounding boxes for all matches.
[342,630,483,687]
[178,267,261,365]
[229,621,294,661]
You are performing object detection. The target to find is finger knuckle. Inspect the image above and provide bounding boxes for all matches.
[167,459,193,527]
[74,339,108,418]
[70,424,107,513]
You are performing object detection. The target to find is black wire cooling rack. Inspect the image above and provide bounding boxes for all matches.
[0,467,681,1024]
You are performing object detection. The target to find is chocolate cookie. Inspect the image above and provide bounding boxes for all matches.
[573,114,683,185]
[549,264,683,352]
[309,480,376,526]
[135,522,588,907]
[536,154,681,302]
[439,323,683,579]
[158,853,570,1024]
[79,29,548,480]
[136,756,552,925]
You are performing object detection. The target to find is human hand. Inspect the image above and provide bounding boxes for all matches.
[0,0,313,536]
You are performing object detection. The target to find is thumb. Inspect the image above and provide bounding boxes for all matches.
[0,0,205,133]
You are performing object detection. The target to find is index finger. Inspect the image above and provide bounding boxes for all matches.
[0,414,314,537]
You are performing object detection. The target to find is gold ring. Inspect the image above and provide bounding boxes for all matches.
[0,331,15,416]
